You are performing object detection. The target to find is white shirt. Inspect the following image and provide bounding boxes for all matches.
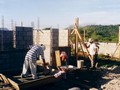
[89,43,97,55]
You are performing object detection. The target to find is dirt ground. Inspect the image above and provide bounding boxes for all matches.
[99,66,120,90]
[1,64,120,90]
[29,65,120,90]
[39,66,120,90]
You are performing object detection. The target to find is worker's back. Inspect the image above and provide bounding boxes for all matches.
[26,45,44,61]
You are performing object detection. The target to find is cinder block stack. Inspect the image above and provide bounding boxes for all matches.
[0,30,13,51]
[38,30,51,63]
[32,28,61,64]
[3,31,13,50]
[0,50,27,74]
[16,27,33,49]
[59,29,68,46]
[51,29,59,47]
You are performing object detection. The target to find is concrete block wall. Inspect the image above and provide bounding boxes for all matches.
[0,30,13,51]
[98,43,119,58]
[33,28,69,64]
[0,50,27,74]
[0,27,69,74]
[35,30,51,63]
[33,30,41,44]
[16,27,33,49]
[33,29,59,64]
[59,29,68,46]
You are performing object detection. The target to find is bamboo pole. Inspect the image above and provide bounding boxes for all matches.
[83,29,85,42]
[75,18,79,60]
[119,26,120,59]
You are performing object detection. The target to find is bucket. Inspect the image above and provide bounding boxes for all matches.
[77,60,84,69]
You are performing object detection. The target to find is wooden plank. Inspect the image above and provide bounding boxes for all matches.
[75,18,79,60]
[8,78,20,90]
[7,73,63,90]
[0,74,10,84]
[7,75,62,90]
[0,62,63,89]
[55,50,61,67]
[0,73,20,90]
[18,75,62,90]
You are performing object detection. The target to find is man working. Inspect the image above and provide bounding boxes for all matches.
[87,38,99,68]
[21,44,46,79]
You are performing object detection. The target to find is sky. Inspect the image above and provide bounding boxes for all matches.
[0,0,120,29]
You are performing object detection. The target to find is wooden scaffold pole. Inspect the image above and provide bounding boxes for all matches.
[71,18,92,62]
[119,26,120,59]
[75,18,79,60]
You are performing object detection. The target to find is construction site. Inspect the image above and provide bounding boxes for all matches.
[0,17,120,90]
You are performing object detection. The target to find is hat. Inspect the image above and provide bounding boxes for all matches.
[40,44,46,51]
[88,38,93,43]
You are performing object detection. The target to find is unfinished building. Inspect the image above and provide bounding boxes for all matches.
[0,27,69,74]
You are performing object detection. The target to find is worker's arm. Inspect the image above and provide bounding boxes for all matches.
[95,45,99,54]
[41,52,47,69]
[42,58,46,66]
[94,47,98,55]
[86,42,91,48]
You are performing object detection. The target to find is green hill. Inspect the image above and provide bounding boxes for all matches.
[78,25,119,43]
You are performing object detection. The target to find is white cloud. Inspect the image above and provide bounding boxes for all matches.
[79,11,120,25]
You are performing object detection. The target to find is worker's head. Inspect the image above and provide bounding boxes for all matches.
[40,44,46,51]
[88,38,93,43]
[94,39,100,45]
[28,45,33,49]
[60,51,68,61]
